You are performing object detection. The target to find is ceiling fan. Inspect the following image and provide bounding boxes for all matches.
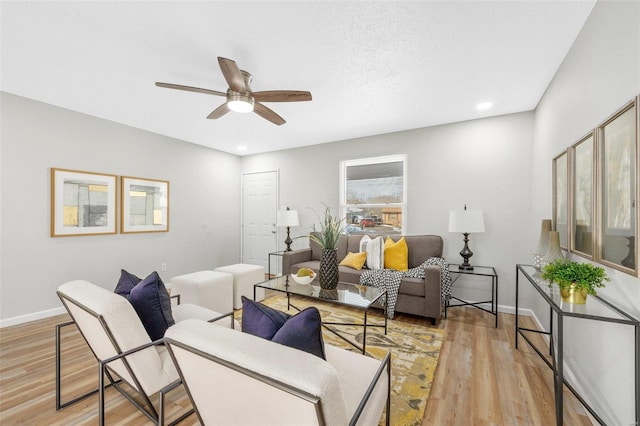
[155,57,312,126]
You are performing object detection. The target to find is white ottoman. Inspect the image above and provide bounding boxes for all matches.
[214,264,266,309]
[170,271,233,315]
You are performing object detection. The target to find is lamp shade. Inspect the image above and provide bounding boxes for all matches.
[277,210,299,227]
[448,209,485,233]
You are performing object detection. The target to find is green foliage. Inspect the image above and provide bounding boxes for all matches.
[309,205,345,250]
[541,259,610,295]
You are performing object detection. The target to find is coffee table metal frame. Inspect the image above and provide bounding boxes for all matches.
[254,275,387,355]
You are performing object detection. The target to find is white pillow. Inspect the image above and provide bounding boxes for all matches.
[359,235,385,269]
[359,235,371,254]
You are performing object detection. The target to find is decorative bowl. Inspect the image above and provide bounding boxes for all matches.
[291,271,316,285]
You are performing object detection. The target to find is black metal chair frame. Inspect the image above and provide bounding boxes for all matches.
[55,290,234,425]
[164,336,391,426]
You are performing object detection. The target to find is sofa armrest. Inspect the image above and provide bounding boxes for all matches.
[282,248,312,275]
[423,265,442,313]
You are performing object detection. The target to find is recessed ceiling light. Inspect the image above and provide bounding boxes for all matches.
[476,102,493,110]
[237,145,247,151]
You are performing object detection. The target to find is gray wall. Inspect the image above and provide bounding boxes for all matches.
[0,92,242,324]
[532,1,640,424]
[242,111,536,312]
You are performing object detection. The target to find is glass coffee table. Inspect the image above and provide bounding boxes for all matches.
[254,275,387,354]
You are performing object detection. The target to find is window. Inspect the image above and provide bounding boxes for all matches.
[339,155,407,235]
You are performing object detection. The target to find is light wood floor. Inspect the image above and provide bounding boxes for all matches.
[0,307,591,425]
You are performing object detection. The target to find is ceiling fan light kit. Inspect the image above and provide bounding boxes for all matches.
[227,94,254,113]
[156,56,311,125]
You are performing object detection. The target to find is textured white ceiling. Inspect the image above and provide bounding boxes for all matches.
[1,1,596,156]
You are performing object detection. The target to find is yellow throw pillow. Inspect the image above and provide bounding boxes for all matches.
[339,251,368,270]
[384,237,408,271]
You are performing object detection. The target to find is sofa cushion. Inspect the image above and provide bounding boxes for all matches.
[241,297,326,359]
[338,265,364,284]
[347,234,365,254]
[339,251,367,270]
[128,271,175,341]
[405,235,444,268]
[384,237,409,271]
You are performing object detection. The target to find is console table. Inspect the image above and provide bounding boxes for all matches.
[515,264,639,426]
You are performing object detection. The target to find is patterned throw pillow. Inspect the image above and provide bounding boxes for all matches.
[359,235,385,269]
[339,251,368,270]
[368,236,385,269]
[384,237,409,271]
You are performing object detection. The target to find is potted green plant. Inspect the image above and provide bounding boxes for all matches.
[309,206,345,290]
[541,259,609,304]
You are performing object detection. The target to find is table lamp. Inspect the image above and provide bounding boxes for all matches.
[448,205,485,270]
[277,207,299,251]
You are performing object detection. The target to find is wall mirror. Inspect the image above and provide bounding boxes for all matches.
[553,151,569,249]
[597,101,637,274]
[51,168,117,237]
[571,133,595,258]
[121,176,169,233]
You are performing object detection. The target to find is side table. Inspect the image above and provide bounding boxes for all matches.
[268,250,285,277]
[446,264,499,327]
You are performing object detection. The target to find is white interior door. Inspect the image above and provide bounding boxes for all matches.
[242,171,278,274]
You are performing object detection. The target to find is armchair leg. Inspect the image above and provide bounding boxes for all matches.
[159,380,195,426]
[386,358,391,426]
[99,362,106,426]
[56,321,118,410]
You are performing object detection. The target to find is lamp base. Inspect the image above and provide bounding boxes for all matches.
[459,232,475,271]
[284,226,293,252]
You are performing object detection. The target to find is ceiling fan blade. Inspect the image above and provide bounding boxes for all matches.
[254,102,285,125]
[155,82,226,97]
[207,103,230,119]
[252,90,312,102]
[218,57,246,93]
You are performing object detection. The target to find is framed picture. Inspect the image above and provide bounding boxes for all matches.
[553,151,569,249]
[51,168,117,237]
[597,100,637,274]
[571,133,595,258]
[121,176,169,233]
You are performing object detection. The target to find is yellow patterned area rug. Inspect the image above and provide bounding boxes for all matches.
[235,294,444,426]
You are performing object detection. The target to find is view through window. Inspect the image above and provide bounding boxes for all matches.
[340,155,406,235]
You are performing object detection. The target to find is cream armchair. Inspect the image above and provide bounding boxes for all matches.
[56,280,238,425]
[164,318,391,426]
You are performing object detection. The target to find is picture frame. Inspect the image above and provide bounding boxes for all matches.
[553,151,569,249]
[570,133,595,258]
[596,100,637,275]
[50,168,117,237]
[121,176,169,234]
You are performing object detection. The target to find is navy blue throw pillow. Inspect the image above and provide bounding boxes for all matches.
[241,296,290,340]
[272,307,326,360]
[241,296,325,359]
[114,269,141,297]
[128,271,175,341]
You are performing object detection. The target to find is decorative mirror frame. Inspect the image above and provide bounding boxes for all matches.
[570,132,595,259]
[50,168,117,237]
[553,151,569,250]
[121,176,170,234]
[595,99,638,275]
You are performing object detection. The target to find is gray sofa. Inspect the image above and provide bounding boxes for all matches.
[282,234,444,324]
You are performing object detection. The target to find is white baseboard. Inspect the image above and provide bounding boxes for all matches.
[0,306,66,328]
